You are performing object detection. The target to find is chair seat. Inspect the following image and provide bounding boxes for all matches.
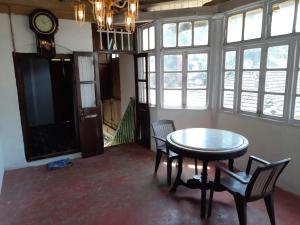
[220,172,252,196]
[158,146,179,158]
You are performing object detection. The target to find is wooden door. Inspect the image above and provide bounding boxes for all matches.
[74,52,104,157]
[134,53,150,148]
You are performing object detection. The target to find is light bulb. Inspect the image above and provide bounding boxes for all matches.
[130,3,136,13]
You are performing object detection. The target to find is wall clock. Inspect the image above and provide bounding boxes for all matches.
[29,9,59,57]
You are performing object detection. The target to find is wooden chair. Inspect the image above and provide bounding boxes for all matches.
[151,120,198,185]
[208,156,290,225]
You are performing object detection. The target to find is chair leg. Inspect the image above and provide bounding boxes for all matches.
[234,195,247,225]
[208,183,215,218]
[154,150,162,173]
[264,194,276,225]
[194,159,198,175]
[167,157,173,185]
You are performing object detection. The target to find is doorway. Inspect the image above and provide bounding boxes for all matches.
[97,53,137,147]
[14,53,79,161]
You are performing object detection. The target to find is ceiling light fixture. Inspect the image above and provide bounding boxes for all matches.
[74,0,139,32]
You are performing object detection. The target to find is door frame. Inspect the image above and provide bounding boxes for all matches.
[13,52,79,161]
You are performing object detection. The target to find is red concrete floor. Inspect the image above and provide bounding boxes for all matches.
[0,143,299,225]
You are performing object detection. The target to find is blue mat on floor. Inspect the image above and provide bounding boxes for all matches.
[47,158,73,170]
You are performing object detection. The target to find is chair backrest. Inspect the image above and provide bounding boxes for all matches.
[151,120,176,148]
[245,158,290,200]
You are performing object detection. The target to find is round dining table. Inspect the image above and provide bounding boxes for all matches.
[166,128,249,218]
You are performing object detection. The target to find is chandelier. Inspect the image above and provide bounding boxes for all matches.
[74,0,139,32]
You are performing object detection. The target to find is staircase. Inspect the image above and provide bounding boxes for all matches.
[108,98,136,146]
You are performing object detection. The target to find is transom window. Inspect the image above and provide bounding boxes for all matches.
[163,20,209,48]
[142,26,155,51]
[226,8,263,43]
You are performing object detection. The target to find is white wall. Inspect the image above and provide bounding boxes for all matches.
[119,54,135,116]
[0,13,92,175]
[0,139,4,193]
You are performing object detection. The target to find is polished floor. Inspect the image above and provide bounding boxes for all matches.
[0,143,299,225]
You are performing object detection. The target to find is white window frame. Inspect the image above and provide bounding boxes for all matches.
[221,0,300,126]
[161,49,210,110]
[161,18,211,50]
[224,5,266,44]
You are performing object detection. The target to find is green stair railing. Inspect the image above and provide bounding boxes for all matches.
[110,98,135,146]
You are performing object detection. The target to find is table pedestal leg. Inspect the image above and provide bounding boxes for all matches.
[229,159,235,171]
[170,157,183,193]
[200,161,208,218]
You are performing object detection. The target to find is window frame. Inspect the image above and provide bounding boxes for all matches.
[161,49,210,110]
[222,1,300,126]
[224,6,266,44]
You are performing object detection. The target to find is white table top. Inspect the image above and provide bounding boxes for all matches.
[169,128,248,153]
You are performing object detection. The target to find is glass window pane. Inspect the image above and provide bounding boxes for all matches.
[187,53,208,71]
[149,73,156,88]
[78,56,95,81]
[142,28,148,51]
[296,2,300,32]
[194,20,208,45]
[297,73,300,94]
[138,82,147,103]
[227,13,243,43]
[267,45,289,69]
[178,22,192,46]
[223,91,234,109]
[164,73,182,89]
[240,92,258,113]
[265,71,286,93]
[149,26,155,49]
[271,1,295,36]
[294,97,300,120]
[163,23,177,47]
[164,55,182,71]
[80,84,96,108]
[187,90,206,108]
[263,94,284,117]
[138,57,145,79]
[243,48,261,69]
[149,56,155,72]
[244,8,263,40]
[225,51,236,70]
[164,90,182,107]
[149,89,156,106]
[242,71,260,91]
[224,71,235,90]
[187,72,207,89]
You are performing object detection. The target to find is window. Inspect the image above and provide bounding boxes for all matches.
[271,1,295,36]
[222,50,237,109]
[226,8,263,43]
[163,52,208,109]
[149,56,156,106]
[240,48,261,113]
[163,54,182,107]
[263,45,289,117]
[293,53,300,120]
[142,26,155,51]
[186,53,208,108]
[163,23,177,47]
[163,20,209,48]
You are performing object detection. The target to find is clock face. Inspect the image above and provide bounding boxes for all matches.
[32,12,57,34]
[35,14,53,33]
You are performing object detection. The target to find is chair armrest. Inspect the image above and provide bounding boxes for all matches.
[216,163,249,184]
[246,155,270,174]
[152,136,166,143]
